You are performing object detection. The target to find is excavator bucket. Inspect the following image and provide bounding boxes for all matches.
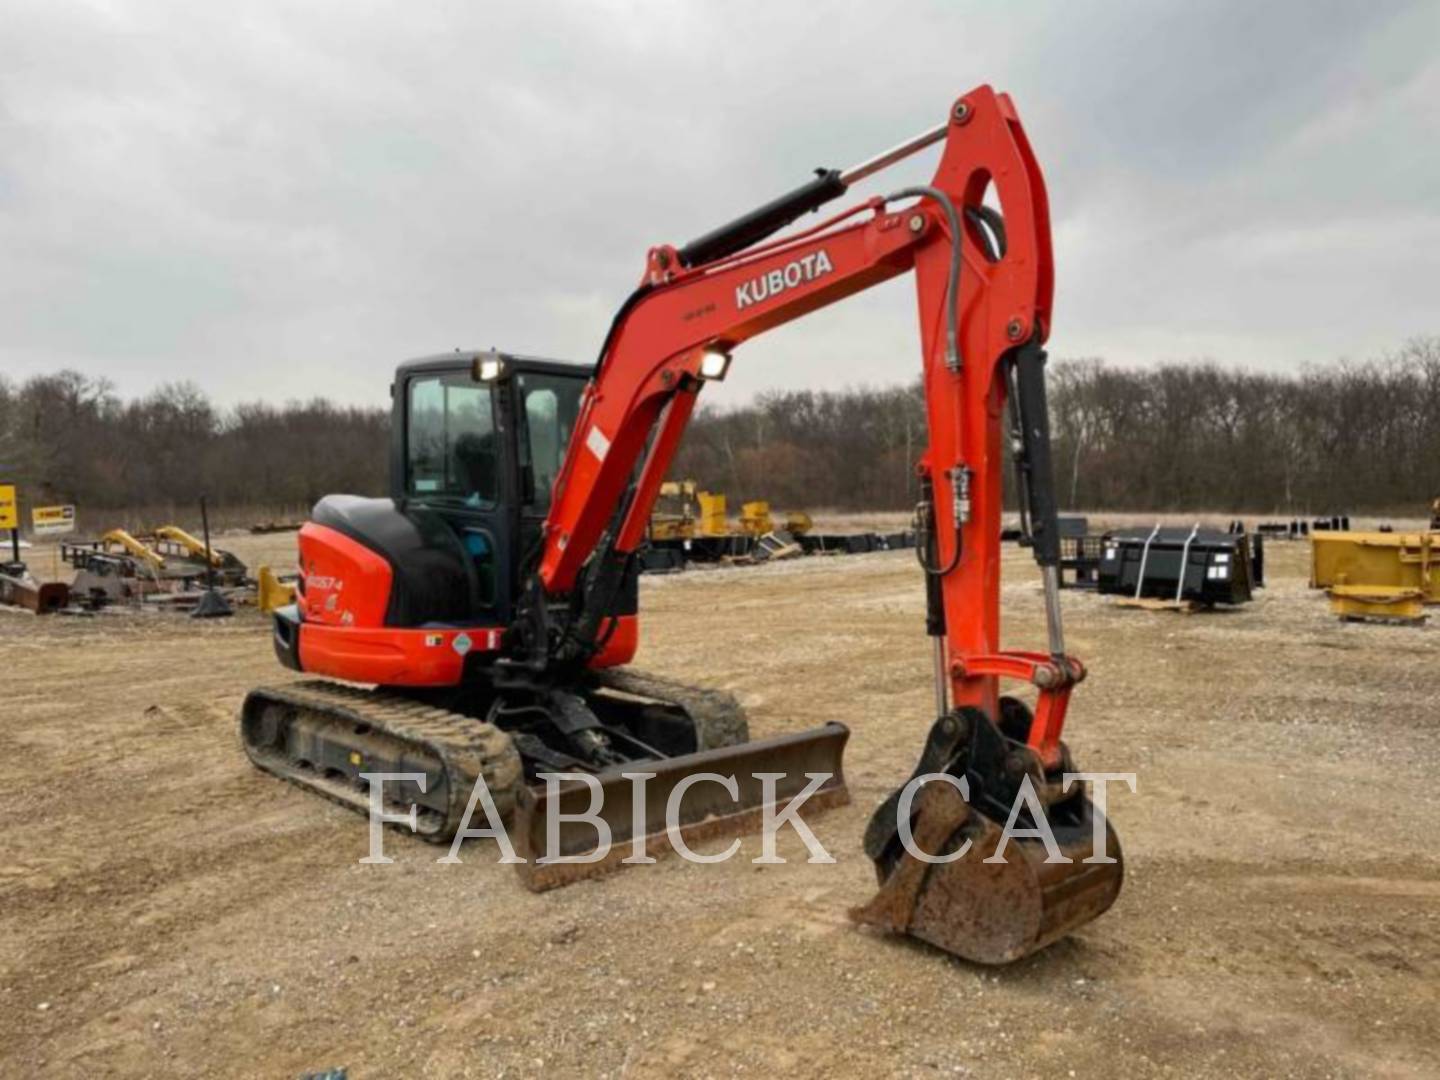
[851,704,1123,964]
[513,723,850,891]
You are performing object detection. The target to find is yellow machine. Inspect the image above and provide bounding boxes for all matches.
[1325,584,1427,622]
[648,482,811,542]
[648,480,704,541]
[650,482,734,540]
[99,529,166,571]
[152,525,226,568]
[151,525,247,581]
[695,490,729,536]
[739,499,772,536]
[69,526,248,592]
[255,565,298,614]
[1312,530,1438,622]
[784,509,814,536]
[738,499,813,537]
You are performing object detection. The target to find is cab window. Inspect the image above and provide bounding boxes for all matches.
[518,373,585,514]
[406,375,497,504]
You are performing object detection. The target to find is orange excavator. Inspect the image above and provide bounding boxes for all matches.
[241,85,1122,964]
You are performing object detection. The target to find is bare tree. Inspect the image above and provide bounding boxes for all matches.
[3,338,1437,520]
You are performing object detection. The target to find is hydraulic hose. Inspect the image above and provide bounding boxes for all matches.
[892,186,965,582]
[883,185,963,371]
[914,489,962,578]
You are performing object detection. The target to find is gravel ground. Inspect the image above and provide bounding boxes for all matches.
[1,531,1437,1078]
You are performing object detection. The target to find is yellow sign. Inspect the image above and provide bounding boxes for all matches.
[32,504,77,536]
[0,485,16,531]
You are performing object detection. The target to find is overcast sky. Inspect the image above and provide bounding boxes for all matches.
[3,1,1437,410]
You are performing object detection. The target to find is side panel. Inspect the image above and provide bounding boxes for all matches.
[298,523,393,628]
[296,623,502,686]
[287,614,635,686]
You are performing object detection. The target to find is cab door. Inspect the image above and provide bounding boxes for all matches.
[397,367,517,625]
[513,367,588,559]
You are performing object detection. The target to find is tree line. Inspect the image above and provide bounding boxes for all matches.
[1,337,1435,527]
[674,336,1440,515]
[0,372,387,526]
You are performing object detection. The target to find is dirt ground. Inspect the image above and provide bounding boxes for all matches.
[2,529,1437,1078]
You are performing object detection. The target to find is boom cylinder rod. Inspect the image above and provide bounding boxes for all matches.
[1041,564,1067,660]
[839,122,949,186]
[678,121,950,269]
[932,636,950,718]
[1010,339,1068,662]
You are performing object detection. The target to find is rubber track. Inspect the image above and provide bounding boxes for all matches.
[587,667,750,750]
[240,679,522,843]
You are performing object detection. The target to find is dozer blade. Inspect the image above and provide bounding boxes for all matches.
[513,723,849,891]
[851,705,1123,965]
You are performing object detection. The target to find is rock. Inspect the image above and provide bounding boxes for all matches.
[550,924,581,946]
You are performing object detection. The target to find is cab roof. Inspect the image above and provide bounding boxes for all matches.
[395,351,589,380]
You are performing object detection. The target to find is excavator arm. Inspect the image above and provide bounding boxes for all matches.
[514,85,1121,963]
[538,86,1066,753]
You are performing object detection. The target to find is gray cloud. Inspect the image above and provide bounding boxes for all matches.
[2,0,1436,410]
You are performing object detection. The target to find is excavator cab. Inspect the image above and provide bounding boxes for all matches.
[388,354,590,626]
[262,354,597,661]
